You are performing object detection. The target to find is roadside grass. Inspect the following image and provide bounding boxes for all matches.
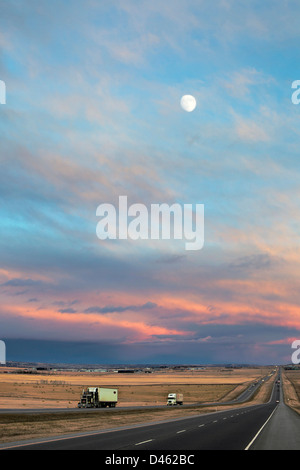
[282,370,300,415]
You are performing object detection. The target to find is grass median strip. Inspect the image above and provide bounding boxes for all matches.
[0,406,218,443]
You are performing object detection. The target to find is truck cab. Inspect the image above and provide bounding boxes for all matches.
[78,388,98,408]
[167,393,183,406]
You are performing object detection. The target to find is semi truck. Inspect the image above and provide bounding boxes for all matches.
[78,387,118,408]
[167,393,183,406]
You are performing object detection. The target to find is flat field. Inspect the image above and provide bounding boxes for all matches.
[0,367,272,409]
[0,367,276,444]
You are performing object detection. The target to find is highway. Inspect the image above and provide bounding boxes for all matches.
[250,377,300,450]
[0,372,290,451]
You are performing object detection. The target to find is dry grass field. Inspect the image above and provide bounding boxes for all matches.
[282,369,300,415]
[0,366,276,444]
[0,367,272,409]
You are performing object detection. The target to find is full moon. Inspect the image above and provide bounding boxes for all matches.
[180,95,197,112]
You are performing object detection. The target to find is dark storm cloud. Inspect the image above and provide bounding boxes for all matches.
[6,322,296,365]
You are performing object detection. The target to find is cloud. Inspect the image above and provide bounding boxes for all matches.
[235,118,270,143]
[4,323,297,364]
[58,308,77,314]
[223,68,274,100]
[228,253,280,271]
[1,278,46,288]
[84,301,157,314]
[156,254,186,264]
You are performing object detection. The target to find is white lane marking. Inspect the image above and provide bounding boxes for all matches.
[135,439,153,446]
[198,424,205,427]
[244,405,279,451]
[213,420,218,423]
[177,430,186,434]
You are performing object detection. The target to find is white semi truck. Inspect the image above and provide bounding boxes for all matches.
[167,393,183,406]
[78,387,118,408]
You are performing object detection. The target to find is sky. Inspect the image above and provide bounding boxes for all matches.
[1,0,300,365]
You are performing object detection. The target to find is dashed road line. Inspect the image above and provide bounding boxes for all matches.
[135,439,153,446]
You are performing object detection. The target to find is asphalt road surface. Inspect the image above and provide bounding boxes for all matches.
[250,379,300,450]
[1,372,293,451]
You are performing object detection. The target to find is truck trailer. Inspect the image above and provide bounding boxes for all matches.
[167,393,183,406]
[78,387,118,408]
